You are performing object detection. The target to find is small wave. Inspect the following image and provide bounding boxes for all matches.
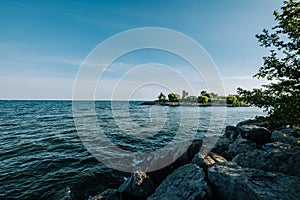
[197,129,209,133]
[0,123,18,127]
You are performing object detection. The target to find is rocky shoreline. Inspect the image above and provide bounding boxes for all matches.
[57,119,300,200]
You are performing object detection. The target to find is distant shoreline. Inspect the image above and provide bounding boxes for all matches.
[0,100,250,107]
[141,101,250,107]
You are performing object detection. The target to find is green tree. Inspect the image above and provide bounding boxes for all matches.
[197,96,209,104]
[200,91,207,96]
[157,92,166,102]
[200,91,212,99]
[238,0,300,127]
[226,95,238,105]
[168,93,180,102]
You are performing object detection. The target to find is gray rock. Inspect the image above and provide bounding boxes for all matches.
[176,139,203,166]
[148,164,211,200]
[279,128,300,137]
[147,139,203,187]
[208,162,300,200]
[91,189,119,200]
[236,119,267,127]
[147,165,174,187]
[118,170,155,200]
[262,142,292,152]
[224,137,258,160]
[191,152,227,169]
[223,126,239,140]
[271,130,298,146]
[211,136,233,156]
[237,124,271,145]
[232,142,300,177]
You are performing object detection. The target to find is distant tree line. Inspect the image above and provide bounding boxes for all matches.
[155,91,247,106]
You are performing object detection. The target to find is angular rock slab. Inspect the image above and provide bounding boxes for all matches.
[236,119,267,128]
[271,130,299,146]
[232,142,300,177]
[208,162,300,200]
[237,124,271,145]
[148,164,211,200]
[224,137,258,160]
[223,126,239,140]
[191,152,227,169]
[211,136,232,156]
[118,170,155,200]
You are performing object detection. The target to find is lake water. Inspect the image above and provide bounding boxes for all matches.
[0,100,265,199]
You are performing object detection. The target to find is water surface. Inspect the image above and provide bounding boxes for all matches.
[0,100,265,199]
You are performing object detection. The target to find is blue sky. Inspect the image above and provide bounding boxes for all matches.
[0,0,283,100]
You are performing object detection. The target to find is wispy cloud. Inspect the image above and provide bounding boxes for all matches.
[44,57,83,66]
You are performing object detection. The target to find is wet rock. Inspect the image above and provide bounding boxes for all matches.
[208,162,300,200]
[232,142,300,177]
[271,129,299,146]
[91,189,119,200]
[191,152,227,169]
[118,170,155,200]
[148,164,211,200]
[237,124,271,145]
[224,137,258,160]
[223,126,239,140]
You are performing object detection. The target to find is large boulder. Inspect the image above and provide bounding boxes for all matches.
[236,118,267,128]
[271,129,299,146]
[147,139,203,187]
[148,164,211,200]
[232,142,300,177]
[237,124,271,145]
[118,170,155,200]
[224,137,258,160]
[147,165,175,187]
[208,162,300,200]
[175,139,203,166]
[211,136,233,157]
[191,152,227,169]
[223,126,239,140]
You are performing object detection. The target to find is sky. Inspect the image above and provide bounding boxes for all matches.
[0,0,283,100]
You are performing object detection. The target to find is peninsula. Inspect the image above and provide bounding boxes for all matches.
[141,90,249,107]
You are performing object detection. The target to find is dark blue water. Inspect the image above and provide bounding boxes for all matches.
[0,101,265,199]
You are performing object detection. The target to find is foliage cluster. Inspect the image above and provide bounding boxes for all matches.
[238,0,300,127]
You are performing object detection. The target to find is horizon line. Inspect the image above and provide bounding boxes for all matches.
[0,99,154,101]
